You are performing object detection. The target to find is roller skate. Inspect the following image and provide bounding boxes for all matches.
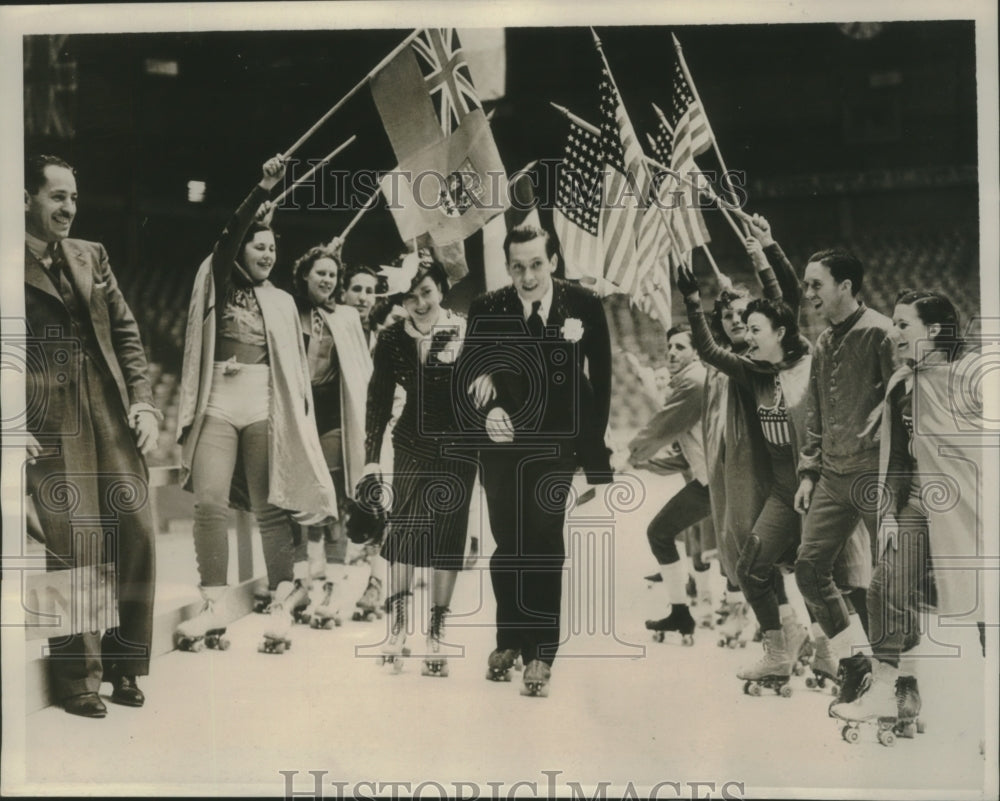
[782,618,811,676]
[287,578,312,625]
[737,630,793,697]
[826,652,872,716]
[520,659,551,697]
[894,675,925,738]
[805,635,840,695]
[175,585,230,652]
[352,576,384,622]
[252,588,272,614]
[486,648,522,682]
[645,604,696,645]
[692,571,715,629]
[309,581,342,629]
[421,604,450,677]
[716,600,750,648]
[259,581,296,654]
[378,591,411,673]
[831,660,903,746]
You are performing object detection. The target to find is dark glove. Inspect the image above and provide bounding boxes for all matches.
[675,263,700,299]
[348,475,388,544]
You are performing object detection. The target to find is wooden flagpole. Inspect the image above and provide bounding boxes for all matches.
[282,28,421,160]
[273,135,357,205]
[671,32,750,235]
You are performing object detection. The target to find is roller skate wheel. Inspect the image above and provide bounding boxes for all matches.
[748,683,762,697]
[652,632,665,644]
[805,677,817,689]
[842,725,860,744]
[310,618,321,629]
[916,719,926,734]
[738,640,747,648]
[877,729,896,747]
[779,684,793,698]
[830,685,839,696]
[682,634,694,646]
[743,681,752,695]
[792,663,804,676]
[718,639,727,648]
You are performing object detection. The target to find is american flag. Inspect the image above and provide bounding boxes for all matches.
[411,29,482,136]
[553,121,602,281]
[598,68,646,293]
[650,66,712,256]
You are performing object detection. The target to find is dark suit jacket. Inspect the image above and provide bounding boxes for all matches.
[24,238,155,439]
[462,278,613,482]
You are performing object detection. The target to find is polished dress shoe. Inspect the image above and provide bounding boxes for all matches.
[110,675,145,707]
[63,692,107,718]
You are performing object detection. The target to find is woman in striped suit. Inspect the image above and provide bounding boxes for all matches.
[360,255,476,676]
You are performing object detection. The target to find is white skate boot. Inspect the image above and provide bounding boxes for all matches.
[738,629,793,697]
[831,660,901,746]
[379,591,411,673]
[259,580,296,654]
[175,585,230,651]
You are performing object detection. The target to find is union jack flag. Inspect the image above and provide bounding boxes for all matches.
[411,28,482,136]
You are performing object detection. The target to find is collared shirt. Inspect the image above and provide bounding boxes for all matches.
[26,231,57,267]
[518,281,554,323]
[799,302,896,478]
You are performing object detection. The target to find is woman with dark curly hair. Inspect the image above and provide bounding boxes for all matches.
[360,254,477,676]
[679,258,815,691]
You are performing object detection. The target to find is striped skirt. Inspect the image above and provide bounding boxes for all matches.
[381,448,477,569]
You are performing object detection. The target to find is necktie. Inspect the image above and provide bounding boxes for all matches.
[527,300,544,339]
[46,245,78,312]
[312,306,325,338]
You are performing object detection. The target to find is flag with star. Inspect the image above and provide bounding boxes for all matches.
[553,120,603,282]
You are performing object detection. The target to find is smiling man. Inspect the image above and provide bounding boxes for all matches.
[24,154,160,718]
[462,223,612,696]
[793,249,895,667]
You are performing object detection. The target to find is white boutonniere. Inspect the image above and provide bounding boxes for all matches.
[561,318,584,343]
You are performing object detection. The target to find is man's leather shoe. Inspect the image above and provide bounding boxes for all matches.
[63,692,107,718]
[110,675,145,707]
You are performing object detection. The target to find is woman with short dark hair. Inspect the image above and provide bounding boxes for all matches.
[361,254,477,676]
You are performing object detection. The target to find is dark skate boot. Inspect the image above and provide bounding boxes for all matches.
[738,629,793,697]
[486,648,522,682]
[828,653,872,714]
[520,659,551,697]
[645,604,696,645]
[378,591,411,673]
[894,676,925,737]
[421,604,450,677]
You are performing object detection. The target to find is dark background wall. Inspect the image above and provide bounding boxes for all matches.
[24,21,980,361]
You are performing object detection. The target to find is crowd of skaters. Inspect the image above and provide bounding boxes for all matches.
[22,152,989,753]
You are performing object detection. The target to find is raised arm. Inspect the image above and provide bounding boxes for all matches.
[748,214,801,307]
[676,261,754,387]
[210,156,285,292]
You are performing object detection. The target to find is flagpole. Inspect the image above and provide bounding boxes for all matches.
[699,243,733,292]
[282,28,421,159]
[338,187,381,242]
[671,32,749,235]
[273,135,357,205]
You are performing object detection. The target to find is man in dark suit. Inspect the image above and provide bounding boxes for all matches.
[24,154,159,718]
[461,224,612,696]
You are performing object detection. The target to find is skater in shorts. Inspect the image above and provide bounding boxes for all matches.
[175,156,337,653]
